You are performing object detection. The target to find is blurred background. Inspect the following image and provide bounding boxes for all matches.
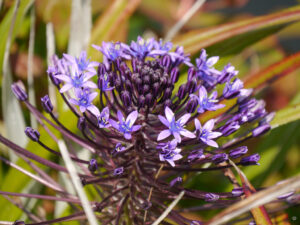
[0,0,300,223]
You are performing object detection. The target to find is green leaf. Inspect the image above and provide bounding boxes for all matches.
[270,103,300,129]
[0,0,33,71]
[173,6,300,56]
[88,0,141,59]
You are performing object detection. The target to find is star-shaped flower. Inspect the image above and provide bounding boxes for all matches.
[158,106,195,143]
[109,110,141,140]
[194,118,222,148]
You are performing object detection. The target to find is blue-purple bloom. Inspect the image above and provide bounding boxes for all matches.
[223,78,244,99]
[157,140,182,167]
[56,65,97,93]
[196,49,220,86]
[195,119,222,148]
[196,86,225,113]
[109,110,141,140]
[113,167,124,176]
[98,107,111,128]
[63,51,99,73]
[158,106,195,143]
[98,73,114,91]
[113,143,126,154]
[126,36,156,59]
[69,88,99,116]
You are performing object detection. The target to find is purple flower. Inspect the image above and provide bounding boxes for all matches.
[88,159,98,172]
[56,66,97,93]
[109,110,141,140]
[113,167,124,176]
[196,49,221,86]
[158,106,195,143]
[218,63,238,84]
[92,42,130,61]
[231,187,244,197]
[126,36,156,59]
[113,143,126,154]
[98,73,114,91]
[195,119,222,148]
[151,39,173,56]
[98,107,111,128]
[69,89,99,116]
[196,86,225,113]
[169,46,192,66]
[223,78,244,99]
[157,140,182,167]
[63,51,99,73]
[212,153,228,164]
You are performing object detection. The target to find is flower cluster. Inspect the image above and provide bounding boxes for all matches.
[5,36,275,224]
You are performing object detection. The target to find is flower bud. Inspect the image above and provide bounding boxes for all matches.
[212,153,228,164]
[170,177,182,187]
[11,82,28,101]
[121,91,131,107]
[113,167,124,176]
[229,146,248,159]
[88,159,98,172]
[186,95,199,113]
[41,95,53,113]
[77,117,86,130]
[25,127,40,142]
[170,67,179,83]
[187,67,196,81]
[177,84,186,100]
[231,187,244,197]
[240,153,260,165]
[252,123,271,137]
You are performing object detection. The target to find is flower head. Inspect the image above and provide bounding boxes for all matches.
[5,36,275,225]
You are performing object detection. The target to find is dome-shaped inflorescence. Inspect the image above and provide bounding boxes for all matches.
[5,36,275,224]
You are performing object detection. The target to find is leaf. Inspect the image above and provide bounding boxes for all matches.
[1,0,30,162]
[270,103,300,129]
[0,0,33,71]
[244,51,300,90]
[173,6,300,56]
[229,160,273,225]
[88,0,141,59]
[68,0,92,55]
[207,173,300,225]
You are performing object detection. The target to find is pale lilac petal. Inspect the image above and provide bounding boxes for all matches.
[157,130,171,141]
[83,81,97,89]
[158,115,170,127]
[173,132,182,143]
[159,154,165,161]
[92,44,101,51]
[83,72,96,81]
[69,98,78,105]
[194,119,202,131]
[87,105,100,116]
[178,114,191,126]
[89,61,100,67]
[59,84,73,93]
[126,110,138,125]
[124,133,132,140]
[207,132,222,139]
[117,111,124,122]
[88,92,98,102]
[206,56,219,67]
[206,140,219,148]
[131,125,141,132]
[180,129,196,139]
[172,154,182,161]
[166,159,175,167]
[199,86,207,102]
[203,119,215,131]
[79,106,86,113]
[109,119,119,130]
[63,53,75,63]
[55,75,72,83]
[165,106,174,123]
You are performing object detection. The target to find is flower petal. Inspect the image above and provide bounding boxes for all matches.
[126,110,138,126]
[194,119,202,131]
[165,106,174,123]
[157,130,171,141]
[203,119,215,131]
[180,129,196,139]
[178,113,191,125]
[158,115,170,127]
[117,110,124,122]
